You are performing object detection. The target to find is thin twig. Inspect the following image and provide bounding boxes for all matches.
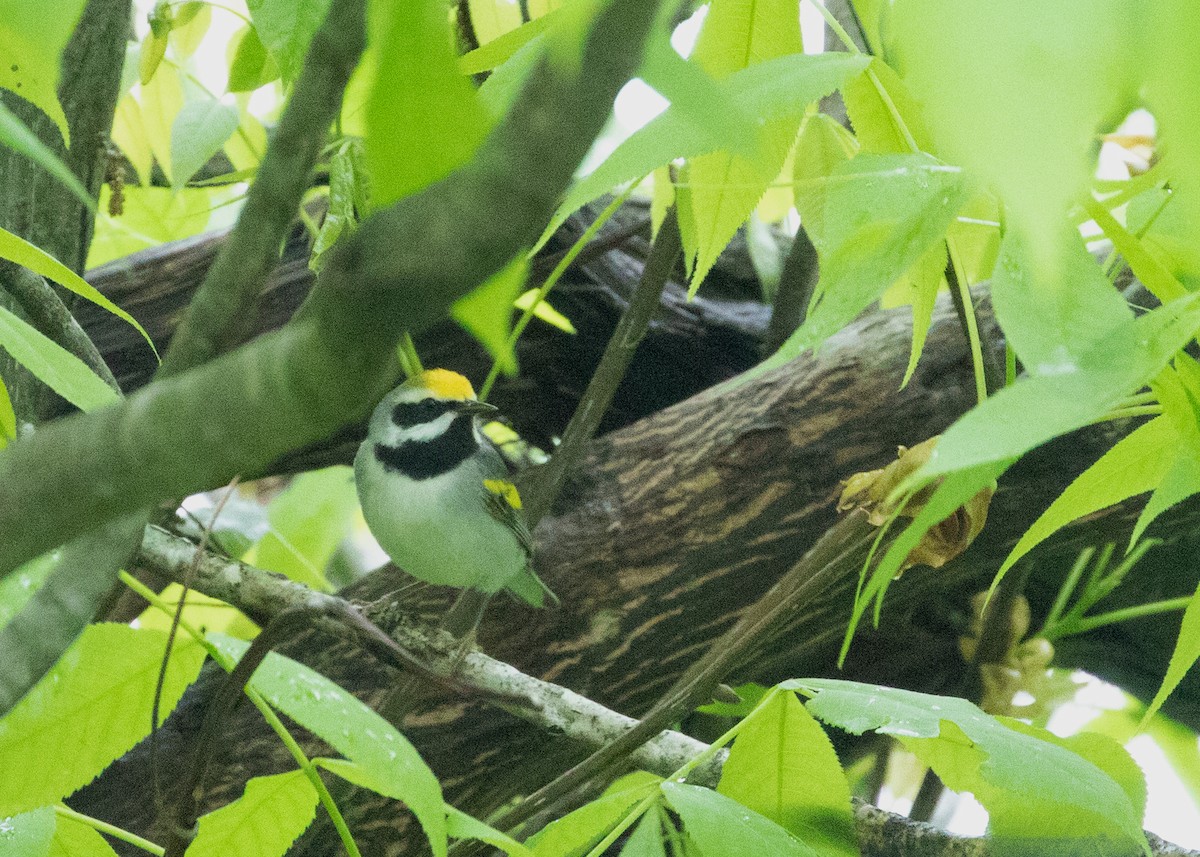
[524,210,682,525]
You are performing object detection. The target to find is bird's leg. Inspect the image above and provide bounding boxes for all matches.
[442,588,492,668]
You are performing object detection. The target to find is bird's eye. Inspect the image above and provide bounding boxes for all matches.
[391,398,450,428]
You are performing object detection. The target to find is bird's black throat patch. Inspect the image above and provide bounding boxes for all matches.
[374,415,478,480]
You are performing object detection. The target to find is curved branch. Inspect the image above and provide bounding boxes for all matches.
[0,0,662,576]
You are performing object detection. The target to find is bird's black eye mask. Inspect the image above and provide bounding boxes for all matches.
[391,397,456,428]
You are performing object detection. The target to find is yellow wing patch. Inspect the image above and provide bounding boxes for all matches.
[483,478,523,510]
[418,368,477,401]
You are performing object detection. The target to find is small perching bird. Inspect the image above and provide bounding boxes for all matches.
[355,369,554,614]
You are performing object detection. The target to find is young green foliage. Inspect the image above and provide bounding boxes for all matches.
[786,679,1149,855]
[186,770,318,857]
[208,634,447,857]
[0,625,205,817]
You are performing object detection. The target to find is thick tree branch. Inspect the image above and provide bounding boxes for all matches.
[129,527,1200,857]
[0,0,661,576]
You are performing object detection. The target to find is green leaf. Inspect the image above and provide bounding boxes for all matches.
[0,102,93,210]
[528,775,660,857]
[841,58,931,154]
[889,0,1139,266]
[0,0,87,143]
[538,53,870,252]
[0,625,206,816]
[250,466,357,592]
[1087,195,1188,305]
[138,62,184,184]
[365,0,491,209]
[170,99,240,187]
[998,417,1177,578]
[89,185,243,269]
[841,459,1009,664]
[787,679,1148,854]
[208,634,447,857]
[48,812,120,857]
[515,289,576,334]
[924,294,1200,477]
[460,10,557,74]
[0,227,155,355]
[186,770,318,857]
[111,96,153,187]
[227,25,280,93]
[171,2,212,58]
[0,305,119,412]
[1130,452,1200,548]
[245,0,333,85]
[990,227,1133,375]
[619,811,665,857]
[0,552,57,631]
[1141,580,1200,727]
[659,782,820,857]
[719,692,857,856]
[0,375,14,446]
[451,255,529,377]
[764,153,968,368]
[445,806,533,857]
[467,0,523,47]
[0,806,54,857]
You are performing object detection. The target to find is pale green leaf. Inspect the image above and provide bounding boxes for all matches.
[224,110,267,171]
[528,776,660,857]
[88,185,244,269]
[0,0,86,143]
[0,375,14,446]
[208,634,447,857]
[477,31,545,118]
[1087,195,1187,305]
[467,0,523,47]
[0,102,92,210]
[0,227,155,355]
[0,305,118,412]
[226,26,280,93]
[170,99,240,187]
[0,625,206,816]
[460,10,557,74]
[1130,453,1200,548]
[889,0,1140,266]
[842,58,931,154]
[923,294,1200,477]
[515,289,576,334]
[1142,1,1200,255]
[896,242,945,387]
[111,95,153,187]
[690,0,801,78]
[250,467,357,592]
[48,812,120,857]
[0,806,54,857]
[138,62,184,183]
[172,3,212,58]
[365,0,491,208]
[138,27,167,86]
[660,782,820,857]
[538,53,870,252]
[998,417,1177,579]
[186,770,317,857]
[991,227,1132,375]
[719,692,856,856]
[787,679,1148,854]
[0,552,57,630]
[1141,580,1200,727]
[619,811,665,857]
[1128,187,1200,292]
[245,0,333,85]
[764,154,968,370]
[446,806,533,857]
[452,255,529,376]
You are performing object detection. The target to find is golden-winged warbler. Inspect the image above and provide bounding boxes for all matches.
[355,368,553,607]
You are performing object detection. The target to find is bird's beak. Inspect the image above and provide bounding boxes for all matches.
[454,400,500,418]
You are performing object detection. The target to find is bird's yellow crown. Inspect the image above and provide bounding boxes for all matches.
[416,368,477,401]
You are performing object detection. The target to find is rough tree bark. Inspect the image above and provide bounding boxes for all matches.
[70,214,1200,855]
